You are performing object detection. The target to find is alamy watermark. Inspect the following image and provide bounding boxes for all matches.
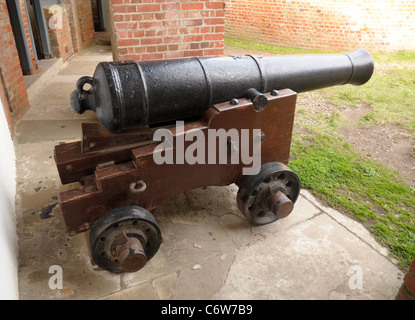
[48,265,63,290]
[347,265,363,290]
[48,5,63,30]
[152,121,262,175]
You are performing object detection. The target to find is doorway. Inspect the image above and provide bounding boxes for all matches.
[91,0,109,32]
[29,0,61,59]
[6,0,37,75]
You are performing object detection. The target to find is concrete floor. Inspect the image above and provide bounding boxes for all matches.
[15,45,403,300]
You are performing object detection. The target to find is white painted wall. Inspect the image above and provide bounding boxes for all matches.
[0,102,18,300]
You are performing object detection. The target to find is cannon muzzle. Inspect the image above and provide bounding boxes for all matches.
[71,49,374,133]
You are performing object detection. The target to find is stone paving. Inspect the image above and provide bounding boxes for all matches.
[15,45,403,300]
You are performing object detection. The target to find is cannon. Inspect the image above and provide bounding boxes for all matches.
[54,49,374,273]
[71,49,373,133]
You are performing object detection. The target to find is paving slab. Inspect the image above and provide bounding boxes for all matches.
[15,45,403,300]
[213,213,401,300]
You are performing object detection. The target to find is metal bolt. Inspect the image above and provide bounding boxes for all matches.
[230,98,239,105]
[258,131,266,141]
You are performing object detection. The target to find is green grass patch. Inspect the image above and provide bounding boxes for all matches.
[289,133,415,268]
[372,50,415,64]
[225,39,332,55]
[321,49,415,134]
[322,69,415,133]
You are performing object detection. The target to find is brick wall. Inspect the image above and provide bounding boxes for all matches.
[77,0,95,48]
[61,0,95,53]
[225,0,415,52]
[61,0,81,53]
[0,0,30,133]
[108,0,225,61]
[18,0,38,74]
[44,5,74,62]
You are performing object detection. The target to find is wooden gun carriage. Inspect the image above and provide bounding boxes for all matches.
[54,49,374,273]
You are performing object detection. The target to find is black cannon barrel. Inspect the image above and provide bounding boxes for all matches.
[71,49,374,133]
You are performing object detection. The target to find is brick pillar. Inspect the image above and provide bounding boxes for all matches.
[396,258,415,300]
[18,0,38,73]
[43,5,74,62]
[108,0,225,62]
[76,0,94,48]
[0,0,30,134]
[61,0,94,53]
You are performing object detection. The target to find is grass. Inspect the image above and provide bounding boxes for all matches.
[224,39,332,55]
[321,69,415,133]
[289,133,415,268]
[226,39,415,269]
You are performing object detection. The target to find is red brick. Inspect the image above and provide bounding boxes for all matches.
[184,49,203,57]
[182,3,204,11]
[157,44,168,51]
[163,20,179,27]
[190,43,199,49]
[140,37,163,45]
[141,52,163,60]
[115,22,138,30]
[138,4,161,12]
[167,44,179,51]
[145,29,156,37]
[200,42,210,49]
[204,33,223,41]
[119,54,141,61]
[133,30,145,37]
[139,21,162,28]
[163,36,181,43]
[182,18,203,26]
[117,38,141,47]
[134,46,146,54]
[161,3,180,11]
[112,4,128,13]
[184,34,203,42]
[204,18,224,25]
[164,51,184,59]
[203,48,223,56]
[205,2,224,10]
[146,45,157,52]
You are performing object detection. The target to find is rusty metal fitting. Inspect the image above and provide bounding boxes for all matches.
[115,233,147,272]
[129,180,147,194]
[266,190,294,219]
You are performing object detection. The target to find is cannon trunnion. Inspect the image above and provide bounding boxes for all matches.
[55,50,374,274]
